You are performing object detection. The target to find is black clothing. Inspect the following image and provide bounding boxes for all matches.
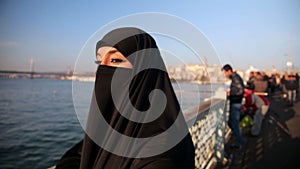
[56,141,83,169]
[285,75,298,90]
[295,74,299,90]
[229,72,245,103]
[57,27,195,169]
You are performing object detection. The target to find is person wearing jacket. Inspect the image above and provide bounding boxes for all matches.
[243,89,270,136]
[222,64,246,149]
[285,72,297,106]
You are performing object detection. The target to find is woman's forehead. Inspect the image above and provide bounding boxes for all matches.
[97,46,116,55]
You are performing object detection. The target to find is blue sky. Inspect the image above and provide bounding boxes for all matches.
[0,0,299,72]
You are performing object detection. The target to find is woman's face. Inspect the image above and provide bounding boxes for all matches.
[96,46,133,68]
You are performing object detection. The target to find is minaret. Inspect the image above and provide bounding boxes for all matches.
[203,56,207,67]
[202,56,208,77]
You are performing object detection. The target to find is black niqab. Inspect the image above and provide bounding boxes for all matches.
[57,27,195,169]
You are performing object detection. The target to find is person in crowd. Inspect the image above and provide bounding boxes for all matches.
[243,89,270,136]
[285,72,297,106]
[246,71,255,89]
[275,73,282,90]
[281,72,289,90]
[261,72,269,82]
[222,64,246,149]
[268,74,277,93]
[253,72,268,93]
[296,73,299,100]
[56,27,195,169]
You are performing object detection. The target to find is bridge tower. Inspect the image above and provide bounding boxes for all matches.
[286,33,293,72]
[30,58,35,79]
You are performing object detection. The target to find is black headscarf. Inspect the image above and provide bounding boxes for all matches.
[58,27,195,169]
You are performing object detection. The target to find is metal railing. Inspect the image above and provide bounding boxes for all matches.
[184,99,229,169]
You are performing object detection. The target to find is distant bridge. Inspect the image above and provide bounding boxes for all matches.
[0,70,71,75]
[0,70,73,79]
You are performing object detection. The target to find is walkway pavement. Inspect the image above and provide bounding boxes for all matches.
[214,91,300,169]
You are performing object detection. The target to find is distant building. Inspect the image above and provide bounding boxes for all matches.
[167,63,224,84]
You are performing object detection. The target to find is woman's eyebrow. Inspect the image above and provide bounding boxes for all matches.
[107,49,118,54]
[97,48,117,58]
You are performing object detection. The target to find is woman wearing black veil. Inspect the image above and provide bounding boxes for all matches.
[56,27,195,169]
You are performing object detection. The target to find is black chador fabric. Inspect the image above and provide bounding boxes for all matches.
[57,27,195,169]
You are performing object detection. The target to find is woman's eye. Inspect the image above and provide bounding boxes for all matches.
[111,59,124,63]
